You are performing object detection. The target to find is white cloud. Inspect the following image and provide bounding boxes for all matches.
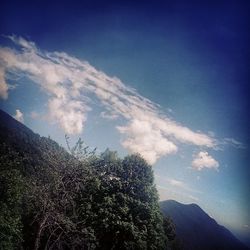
[155,174,202,195]
[0,67,8,99]
[157,185,200,203]
[48,97,89,135]
[192,151,219,171]
[100,111,118,120]
[188,194,199,202]
[0,36,220,164]
[13,109,24,123]
[222,138,245,149]
[7,35,37,51]
[117,119,178,164]
[169,178,184,187]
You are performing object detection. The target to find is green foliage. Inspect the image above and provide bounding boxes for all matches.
[0,111,174,250]
[86,151,166,250]
[163,216,183,250]
[0,144,24,249]
[164,216,176,242]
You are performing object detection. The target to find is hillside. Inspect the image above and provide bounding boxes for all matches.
[160,200,248,250]
[0,109,167,250]
[0,109,73,173]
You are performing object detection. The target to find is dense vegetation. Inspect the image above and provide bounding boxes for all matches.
[0,110,178,250]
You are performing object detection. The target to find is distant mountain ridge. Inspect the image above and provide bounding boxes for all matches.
[160,200,249,250]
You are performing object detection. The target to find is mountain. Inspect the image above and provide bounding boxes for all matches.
[0,109,70,165]
[160,200,249,250]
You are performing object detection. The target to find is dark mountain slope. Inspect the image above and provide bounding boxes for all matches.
[0,109,68,156]
[160,200,249,250]
[0,109,73,174]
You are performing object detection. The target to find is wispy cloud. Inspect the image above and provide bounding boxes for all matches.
[169,178,184,187]
[222,138,245,149]
[157,184,200,203]
[100,111,119,120]
[192,151,219,171]
[155,174,202,194]
[0,35,219,164]
[0,66,8,99]
[13,109,24,123]
[188,194,199,202]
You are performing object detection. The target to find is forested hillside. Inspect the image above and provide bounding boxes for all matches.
[0,109,175,250]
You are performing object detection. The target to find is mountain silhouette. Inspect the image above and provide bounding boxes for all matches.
[160,200,249,250]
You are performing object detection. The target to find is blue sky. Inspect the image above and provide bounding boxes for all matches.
[0,0,249,244]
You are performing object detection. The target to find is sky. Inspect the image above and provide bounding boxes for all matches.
[0,0,249,244]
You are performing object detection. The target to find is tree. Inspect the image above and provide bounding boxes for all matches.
[121,154,166,250]
[22,139,99,250]
[163,216,183,250]
[90,152,166,250]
